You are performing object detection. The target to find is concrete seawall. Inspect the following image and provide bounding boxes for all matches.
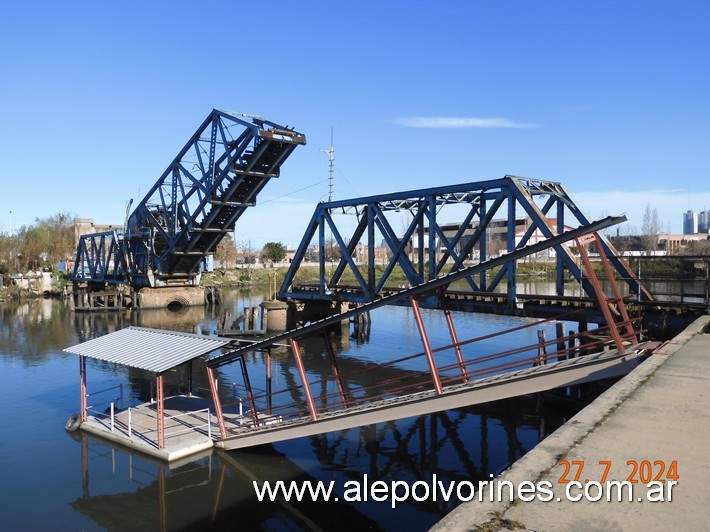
[433,314,710,531]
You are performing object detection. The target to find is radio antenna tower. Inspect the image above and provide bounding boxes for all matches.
[321,128,334,202]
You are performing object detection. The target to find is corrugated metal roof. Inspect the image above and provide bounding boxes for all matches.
[63,326,230,373]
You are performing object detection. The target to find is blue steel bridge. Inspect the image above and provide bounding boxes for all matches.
[65,110,685,455]
[279,175,652,314]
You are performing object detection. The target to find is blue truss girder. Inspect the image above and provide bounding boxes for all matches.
[73,231,128,284]
[74,109,305,287]
[279,175,652,304]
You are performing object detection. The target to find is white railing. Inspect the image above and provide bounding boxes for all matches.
[88,400,215,445]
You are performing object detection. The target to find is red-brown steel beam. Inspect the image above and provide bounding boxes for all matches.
[593,233,638,343]
[156,373,165,449]
[576,238,626,354]
[290,338,318,420]
[207,367,227,438]
[440,293,469,382]
[323,334,349,408]
[409,296,443,395]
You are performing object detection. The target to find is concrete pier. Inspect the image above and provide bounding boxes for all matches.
[261,299,290,331]
[433,315,710,532]
[134,286,205,309]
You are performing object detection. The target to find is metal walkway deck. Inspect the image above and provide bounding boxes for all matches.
[216,344,655,450]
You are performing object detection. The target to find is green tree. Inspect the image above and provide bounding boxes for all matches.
[215,233,238,268]
[15,212,76,271]
[262,241,287,263]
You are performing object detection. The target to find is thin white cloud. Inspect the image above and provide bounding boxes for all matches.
[395,116,537,129]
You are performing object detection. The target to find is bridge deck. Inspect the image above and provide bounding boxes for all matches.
[216,342,657,450]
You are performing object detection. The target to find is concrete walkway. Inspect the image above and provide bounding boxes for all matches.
[434,315,710,532]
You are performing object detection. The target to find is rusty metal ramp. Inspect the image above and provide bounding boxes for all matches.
[216,344,656,450]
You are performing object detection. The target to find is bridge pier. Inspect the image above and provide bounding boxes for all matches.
[133,286,205,310]
[261,300,290,331]
[295,300,350,327]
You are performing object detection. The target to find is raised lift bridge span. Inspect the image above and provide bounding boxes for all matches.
[72,109,305,308]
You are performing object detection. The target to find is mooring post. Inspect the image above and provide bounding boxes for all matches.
[409,296,443,395]
[537,329,547,365]
[556,322,566,361]
[568,330,577,358]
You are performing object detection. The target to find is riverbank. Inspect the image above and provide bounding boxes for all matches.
[433,314,710,531]
[200,260,570,289]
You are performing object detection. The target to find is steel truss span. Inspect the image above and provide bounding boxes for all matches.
[73,109,305,288]
[280,175,652,305]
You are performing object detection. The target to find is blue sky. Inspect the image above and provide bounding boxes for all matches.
[1,1,708,247]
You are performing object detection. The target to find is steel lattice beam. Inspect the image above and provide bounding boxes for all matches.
[73,109,305,287]
[279,175,652,304]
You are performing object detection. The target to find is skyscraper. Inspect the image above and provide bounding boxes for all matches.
[683,210,698,235]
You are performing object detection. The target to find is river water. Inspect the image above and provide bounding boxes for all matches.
[0,289,590,531]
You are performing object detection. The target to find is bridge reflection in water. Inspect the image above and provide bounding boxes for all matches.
[70,392,574,531]
[208,219,657,450]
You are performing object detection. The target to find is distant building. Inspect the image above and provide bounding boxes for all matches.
[74,218,123,246]
[683,210,698,235]
[683,209,710,235]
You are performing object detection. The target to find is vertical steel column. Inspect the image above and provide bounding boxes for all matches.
[409,296,443,395]
[368,205,376,290]
[576,238,626,354]
[427,196,436,281]
[80,355,88,422]
[323,335,349,407]
[507,193,517,309]
[289,338,318,420]
[417,201,425,284]
[156,374,165,449]
[556,199,565,296]
[206,367,227,437]
[593,233,637,343]
[319,212,326,296]
[479,198,487,291]
[440,294,468,382]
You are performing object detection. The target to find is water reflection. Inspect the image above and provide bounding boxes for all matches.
[69,393,572,531]
[0,290,585,531]
[0,299,76,363]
